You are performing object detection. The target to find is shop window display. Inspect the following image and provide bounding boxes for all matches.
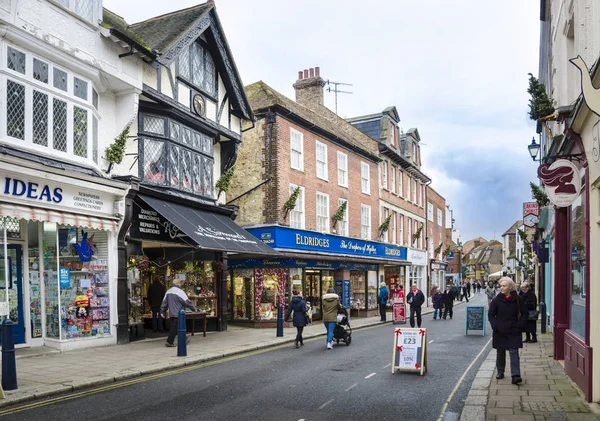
[28,222,42,338]
[232,269,254,320]
[350,270,366,310]
[367,271,377,310]
[254,268,287,321]
[43,223,59,338]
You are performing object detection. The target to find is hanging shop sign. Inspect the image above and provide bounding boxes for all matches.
[247,226,408,261]
[0,170,115,216]
[229,258,378,271]
[537,159,582,207]
[129,197,190,244]
[522,202,539,228]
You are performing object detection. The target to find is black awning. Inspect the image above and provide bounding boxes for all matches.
[138,195,278,256]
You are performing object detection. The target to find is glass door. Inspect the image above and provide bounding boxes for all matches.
[0,245,24,344]
[306,270,321,320]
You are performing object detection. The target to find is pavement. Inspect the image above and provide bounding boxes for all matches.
[8,296,596,421]
[460,331,600,421]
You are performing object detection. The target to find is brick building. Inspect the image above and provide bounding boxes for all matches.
[228,68,411,324]
[426,186,447,291]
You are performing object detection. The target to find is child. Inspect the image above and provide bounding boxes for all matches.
[305,301,313,324]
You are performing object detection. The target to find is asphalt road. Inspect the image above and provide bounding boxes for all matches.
[0,293,492,421]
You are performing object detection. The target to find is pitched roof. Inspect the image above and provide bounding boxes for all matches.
[245,81,380,160]
[502,220,522,236]
[129,4,212,53]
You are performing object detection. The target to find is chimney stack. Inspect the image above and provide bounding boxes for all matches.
[293,66,325,110]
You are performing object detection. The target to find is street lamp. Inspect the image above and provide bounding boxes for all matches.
[456,241,463,284]
[528,137,541,161]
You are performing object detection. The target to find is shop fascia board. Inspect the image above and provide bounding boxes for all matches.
[0,157,129,197]
[273,249,411,267]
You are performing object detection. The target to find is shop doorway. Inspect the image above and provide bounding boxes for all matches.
[0,245,24,344]
[306,270,321,321]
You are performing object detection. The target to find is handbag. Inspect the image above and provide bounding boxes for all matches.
[527,310,539,321]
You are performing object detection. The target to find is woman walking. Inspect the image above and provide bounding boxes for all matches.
[519,282,538,343]
[432,287,443,320]
[322,288,341,350]
[485,281,497,304]
[285,290,307,348]
[488,277,527,384]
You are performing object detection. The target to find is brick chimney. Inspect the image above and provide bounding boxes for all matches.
[293,67,325,109]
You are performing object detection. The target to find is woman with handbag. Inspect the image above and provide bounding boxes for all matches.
[519,282,538,343]
[285,290,307,348]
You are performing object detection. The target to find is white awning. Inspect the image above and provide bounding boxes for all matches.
[0,202,119,231]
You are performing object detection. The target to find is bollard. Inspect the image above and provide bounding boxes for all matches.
[276,304,283,337]
[1,320,17,390]
[540,302,547,334]
[177,309,187,357]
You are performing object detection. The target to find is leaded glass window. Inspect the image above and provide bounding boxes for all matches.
[142,139,166,185]
[182,150,192,191]
[73,106,88,157]
[6,80,25,139]
[143,116,165,135]
[53,68,67,91]
[169,145,180,187]
[33,58,49,83]
[177,41,216,96]
[53,98,67,152]
[7,47,25,74]
[92,116,98,164]
[74,77,88,100]
[32,91,49,146]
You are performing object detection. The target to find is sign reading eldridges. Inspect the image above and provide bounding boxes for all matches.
[246,226,408,261]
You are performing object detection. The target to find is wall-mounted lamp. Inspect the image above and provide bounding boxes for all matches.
[528,137,541,162]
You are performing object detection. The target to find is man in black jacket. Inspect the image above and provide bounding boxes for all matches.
[442,284,455,319]
[406,284,425,328]
[147,278,167,332]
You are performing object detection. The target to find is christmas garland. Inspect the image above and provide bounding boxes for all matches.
[378,215,392,235]
[530,182,549,207]
[527,73,555,121]
[284,187,301,211]
[216,166,235,196]
[412,225,423,245]
[105,126,130,165]
[332,201,347,223]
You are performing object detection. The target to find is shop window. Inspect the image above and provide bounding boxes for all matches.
[232,269,254,320]
[367,270,377,310]
[255,268,287,321]
[350,270,366,310]
[43,223,59,338]
[570,192,586,339]
[139,114,214,198]
[28,221,42,338]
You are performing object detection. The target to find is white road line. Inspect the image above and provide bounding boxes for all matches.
[319,399,334,410]
[429,340,434,343]
[365,372,376,379]
[345,383,358,392]
[383,363,391,369]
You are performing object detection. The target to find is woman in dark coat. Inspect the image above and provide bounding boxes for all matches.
[285,290,307,348]
[519,282,538,343]
[488,277,527,384]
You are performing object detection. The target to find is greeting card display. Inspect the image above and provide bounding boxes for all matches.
[392,327,427,376]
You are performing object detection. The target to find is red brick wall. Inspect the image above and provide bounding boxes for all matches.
[426,186,447,260]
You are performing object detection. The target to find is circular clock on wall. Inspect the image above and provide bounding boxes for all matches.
[192,93,206,116]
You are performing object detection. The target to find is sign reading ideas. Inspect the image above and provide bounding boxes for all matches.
[392,327,427,376]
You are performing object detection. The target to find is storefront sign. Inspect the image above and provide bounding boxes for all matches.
[335,279,351,308]
[0,171,115,216]
[59,268,71,288]
[430,260,448,271]
[538,159,582,207]
[446,251,454,261]
[247,226,408,261]
[407,248,427,266]
[523,202,539,228]
[229,258,378,271]
[130,198,190,244]
[393,303,405,324]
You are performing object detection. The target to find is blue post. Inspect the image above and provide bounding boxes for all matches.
[177,309,187,357]
[2,320,17,390]
[540,302,547,334]
[276,304,283,337]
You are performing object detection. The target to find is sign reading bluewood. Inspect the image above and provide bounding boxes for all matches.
[247,226,408,261]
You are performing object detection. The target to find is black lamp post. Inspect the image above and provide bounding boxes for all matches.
[457,241,463,284]
[528,137,541,161]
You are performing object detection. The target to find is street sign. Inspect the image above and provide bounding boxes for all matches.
[392,327,427,376]
[447,251,454,261]
[465,306,486,336]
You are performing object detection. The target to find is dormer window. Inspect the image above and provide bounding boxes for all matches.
[389,121,395,146]
[177,41,217,97]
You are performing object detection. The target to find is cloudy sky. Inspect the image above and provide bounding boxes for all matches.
[104,0,540,242]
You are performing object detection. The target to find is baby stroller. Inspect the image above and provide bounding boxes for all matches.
[333,308,352,346]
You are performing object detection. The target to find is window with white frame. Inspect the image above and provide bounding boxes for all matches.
[420,184,424,206]
[3,44,99,164]
[398,214,404,245]
[437,209,443,226]
[391,211,397,244]
[428,203,434,221]
[289,184,305,229]
[361,162,370,194]
[337,151,348,187]
[382,207,390,243]
[290,128,304,170]
[407,217,412,245]
[390,166,396,193]
[53,0,100,24]
[337,198,348,236]
[407,175,411,201]
[412,179,417,203]
[381,161,388,189]
[429,233,434,257]
[361,204,371,240]
[398,170,403,197]
[316,192,329,233]
[177,41,217,97]
[316,141,328,180]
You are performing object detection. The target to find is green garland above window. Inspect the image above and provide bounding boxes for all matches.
[434,243,443,256]
[105,126,130,166]
[283,187,301,220]
[378,215,392,235]
[332,201,347,227]
[412,224,423,245]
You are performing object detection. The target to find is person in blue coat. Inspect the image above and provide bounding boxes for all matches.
[378,282,390,322]
[285,290,307,348]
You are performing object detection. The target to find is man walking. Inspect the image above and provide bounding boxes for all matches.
[147,277,167,332]
[442,284,455,319]
[160,279,197,347]
[406,284,425,328]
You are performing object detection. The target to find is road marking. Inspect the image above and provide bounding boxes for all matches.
[383,363,391,369]
[436,336,492,421]
[429,340,434,343]
[345,383,358,392]
[365,372,376,379]
[319,399,334,409]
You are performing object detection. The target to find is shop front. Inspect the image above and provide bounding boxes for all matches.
[0,161,127,351]
[430,260,448,290]
[228,225,409,325]
[123,190,277,340]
